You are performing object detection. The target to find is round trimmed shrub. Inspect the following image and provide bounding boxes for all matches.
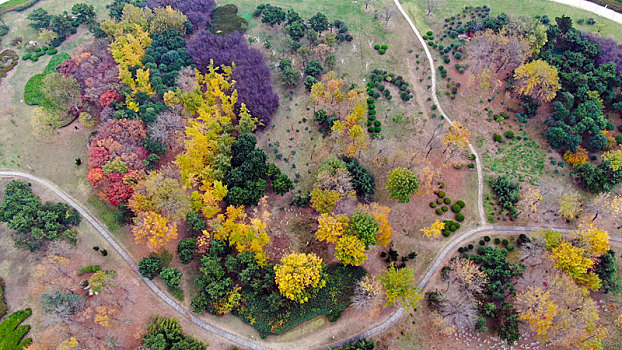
[441,206,449,212]
[430,202,438,208]
[437,191,445,198]
[458,247,464,253]
[505,130,515,139]
[426,30,433,36]
[456,213,465,221]
[451,204,461,213]
[484,236,490,242]
[494,238,501,244]
[374,44,380,50]
[502,239,509,247]
[439,182,445,188]
[374,126,381,132]
[368,127,374,133]
[507,244,515,251]
[374,120,381,127]
[381,45,388,50]
[468,244,474,250]
[437,198,443,204]
[457,200,465,208]
[444,197,451,204]
[368,109,376,115]
[367,121,373,126]
[442,230,451,237]
[436,208,444,215]
[379,49,386,55]
[479,240,485,246]
[368,115,376,121]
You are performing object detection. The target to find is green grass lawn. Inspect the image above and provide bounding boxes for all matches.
[482,135,546,185]
[402,0,622,43]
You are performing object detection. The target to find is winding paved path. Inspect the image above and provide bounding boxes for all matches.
[1,1,620,349]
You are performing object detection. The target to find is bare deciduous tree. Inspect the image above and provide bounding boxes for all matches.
[426,0,443,16]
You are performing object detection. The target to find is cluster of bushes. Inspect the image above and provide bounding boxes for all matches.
[539,17,622,193]
[0,180,81,251]
[0,308,32,349]
[373,44,388,55]
[234,264,365,336]
[314,109,338,136]
[27,3,96,46]
[442,220,461,237]
[489,175,520,218]
[454,63,468,74]
[430,185,466,223]
[341,156,375,200]
[21,46,57,62]
[380,246,417,268]
[368,69,413,102]
[139,253,183,299]
[190,239,363,336]
[142,29,194,96]
[466,246,524,344]
[208,4,248,34]
[330,338,379,350]
[254,4,352,42]
[77,264,101,275]
[142,316,207,349]
[438,65,447,78]
[444,81,461,99]
[225,133,293,206]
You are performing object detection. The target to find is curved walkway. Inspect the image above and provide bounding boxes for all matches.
[549,0,622,23]
[1,1,620,349]
[0,171,269,350]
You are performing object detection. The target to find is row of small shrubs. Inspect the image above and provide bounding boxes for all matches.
[77,264,101,275]
[366,98,382,135]
[22,46,57,61]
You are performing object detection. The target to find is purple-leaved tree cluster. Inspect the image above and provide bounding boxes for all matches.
[187,30,279,126]
[143,0,216,29]
[583,34,622,75]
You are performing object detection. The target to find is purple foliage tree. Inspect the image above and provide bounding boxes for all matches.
[187,30,279,125]
[583,33,622,75]
[142,0,216,29]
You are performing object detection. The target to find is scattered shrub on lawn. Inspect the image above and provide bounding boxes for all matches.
[437,191,445,198]
[451,204,461,213]
[436,208,444,215]
[441,206,449,212]
[456,213,465,221]
[430,202,438,208]
[444,197,451,204]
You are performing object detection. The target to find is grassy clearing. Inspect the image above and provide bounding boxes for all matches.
[402,0,622,42]
[482,134,546,185]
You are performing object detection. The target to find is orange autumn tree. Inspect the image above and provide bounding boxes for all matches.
[132,211,178,250]
[363,203,392,246]
[563,146,588,167]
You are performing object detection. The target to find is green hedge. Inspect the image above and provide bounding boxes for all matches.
[0,308,32,350]
[0,278,6,318]
[234,264,366,336]
[24,53,70,107]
